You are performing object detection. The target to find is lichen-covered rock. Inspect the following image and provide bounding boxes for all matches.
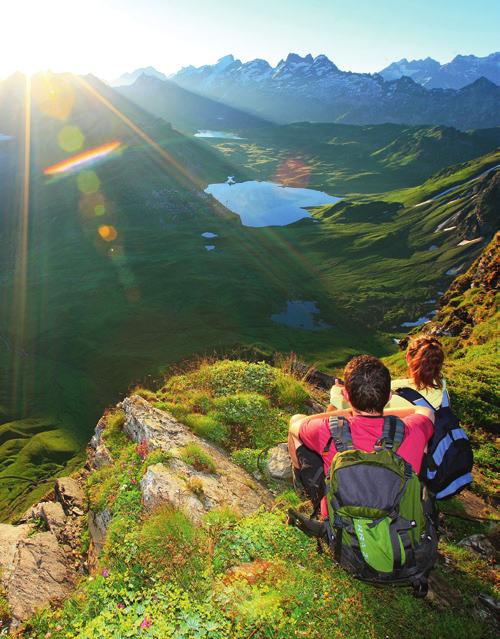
[266,444,293,480]
[88,507,111,559]
[141,464,206,521]
[458,534,497,561]
[0,525,75,626]
[120,395,273,520]
[29,501,67,537]
[55,477,84,515]
[120,395,193,451]
[89,415,114,468]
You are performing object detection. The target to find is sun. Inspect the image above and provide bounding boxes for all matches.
[1,0,110,77]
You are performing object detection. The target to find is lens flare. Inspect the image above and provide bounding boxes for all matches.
[98,225,118,241]
[43,140,122,176]
[273,157,311,188]
[58,125,84,152]
[77,170,100,194]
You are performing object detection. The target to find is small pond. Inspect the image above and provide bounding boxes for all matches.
[271,301,331,331]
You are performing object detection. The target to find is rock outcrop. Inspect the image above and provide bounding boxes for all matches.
[0,474,86,628]
[121,396,273,522]
[0,528,75,624]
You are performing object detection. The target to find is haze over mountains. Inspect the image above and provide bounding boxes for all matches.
[379,52,500,88]
[115,51,500,130]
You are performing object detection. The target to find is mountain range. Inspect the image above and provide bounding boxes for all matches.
[379,52,500,88]
[166,53,500,129]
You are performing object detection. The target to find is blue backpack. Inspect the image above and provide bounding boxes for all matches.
[394,382,473,499]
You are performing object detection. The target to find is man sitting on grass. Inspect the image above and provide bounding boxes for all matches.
[288,354,435,514]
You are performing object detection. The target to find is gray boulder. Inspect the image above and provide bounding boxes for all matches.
[266,444,293,481]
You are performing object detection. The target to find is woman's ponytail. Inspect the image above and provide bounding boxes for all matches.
[406,335,444,390]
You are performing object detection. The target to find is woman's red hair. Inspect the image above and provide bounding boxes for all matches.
[406,335,444,390]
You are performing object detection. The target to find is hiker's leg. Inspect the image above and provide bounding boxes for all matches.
[295,445,325,506]
[288,413,307,469]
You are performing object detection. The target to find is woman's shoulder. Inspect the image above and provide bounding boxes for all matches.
[391,377,447,410]
[391,377,413,389]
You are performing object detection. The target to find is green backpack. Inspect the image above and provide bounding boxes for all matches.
[323,415,438,595]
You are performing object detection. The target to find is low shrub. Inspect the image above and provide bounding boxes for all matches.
[180,442,217,473]
[137,507,208,591]
[183,413,228,443]
[230,448,261,474]
[100,409,127,458]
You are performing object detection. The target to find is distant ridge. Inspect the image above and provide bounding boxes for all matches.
[168,53,500,129]
[112,66,168,86]
[379,52,500,89]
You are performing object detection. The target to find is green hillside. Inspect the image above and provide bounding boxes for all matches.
[0,72,498,519]
[196,121,500,194]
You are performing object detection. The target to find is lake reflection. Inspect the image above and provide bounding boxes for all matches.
[205,180,341,227]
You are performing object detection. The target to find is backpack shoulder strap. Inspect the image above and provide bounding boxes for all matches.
[323,415,353,454]
[440,378,451,408]
[381,415,406,452]
[394,386,435,410]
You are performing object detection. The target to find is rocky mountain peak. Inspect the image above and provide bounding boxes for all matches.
[285,52,314,65]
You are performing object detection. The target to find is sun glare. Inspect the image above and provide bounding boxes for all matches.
[2,0,118,77]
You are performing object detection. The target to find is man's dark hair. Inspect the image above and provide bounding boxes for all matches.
[344,355,391,414]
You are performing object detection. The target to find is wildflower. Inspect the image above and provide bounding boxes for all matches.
[101,568,110,578]
[117,602,125,609]
[136,441,149,460]
[44,633,52,638]
[140,616,152,629]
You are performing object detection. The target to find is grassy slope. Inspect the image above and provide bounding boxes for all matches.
[198,122,500,195]
[383,234,499,498]
[21,359,497,639]
[0,73,498,519]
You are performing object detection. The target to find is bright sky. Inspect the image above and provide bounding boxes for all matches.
[1,0,499,80]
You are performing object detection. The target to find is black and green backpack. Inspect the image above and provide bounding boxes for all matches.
[289,415,439,597]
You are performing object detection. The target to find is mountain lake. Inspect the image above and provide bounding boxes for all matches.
[205,180,341,227]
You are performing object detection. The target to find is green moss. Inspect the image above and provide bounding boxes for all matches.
[143,448,172,467]
[183,413,228,443]
[180,442,217,474]
[132,387,157,402]
[0,581,11,627]
[230,448,261,474]
[100,409,126,458]
[213,392,287,448]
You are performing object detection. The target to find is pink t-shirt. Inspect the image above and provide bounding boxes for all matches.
[299,413,433,516]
